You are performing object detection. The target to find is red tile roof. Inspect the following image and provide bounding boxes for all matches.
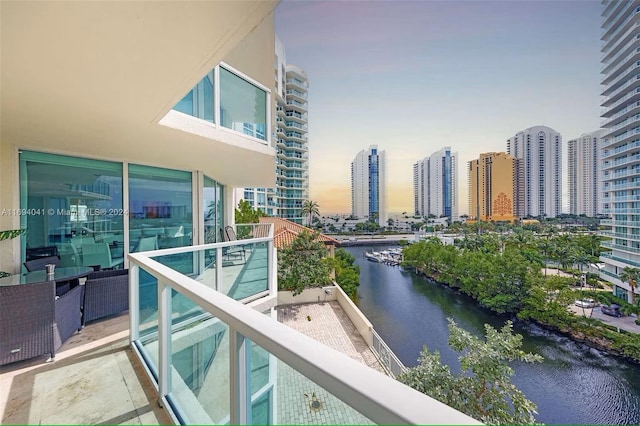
[259,217,339,249]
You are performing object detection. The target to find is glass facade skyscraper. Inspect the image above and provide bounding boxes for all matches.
[236,37,309,223]
[599,0,640,303]
[351,145,387,225]
[412,147,458,221]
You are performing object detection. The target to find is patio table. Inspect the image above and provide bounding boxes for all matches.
[0,266,94,287]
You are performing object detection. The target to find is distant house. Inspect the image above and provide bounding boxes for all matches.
[259,217,339,254]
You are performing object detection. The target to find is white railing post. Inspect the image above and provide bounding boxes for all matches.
[216,247,222,292]
[268,239,275,296]
[230,329,250,424]
[129,263,140,342]
[158,280,172,399]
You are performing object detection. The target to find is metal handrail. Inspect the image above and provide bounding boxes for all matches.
[371,329,408,379]
[128,247,479,425]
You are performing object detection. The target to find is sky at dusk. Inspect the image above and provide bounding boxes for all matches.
[275,0,603,215]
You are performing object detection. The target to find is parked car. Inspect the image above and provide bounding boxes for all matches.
[601,304,622,318]
[574,298,596,308]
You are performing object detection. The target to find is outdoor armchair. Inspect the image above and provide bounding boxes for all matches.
[82,269,129,326]
[0,280,82,366]
[220,227,245,263]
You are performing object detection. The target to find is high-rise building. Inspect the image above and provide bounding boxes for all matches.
[468,152,522,223]
[236,37,309,223]
[506,125,562,218]
[412,147,458,220]
[351,145,387,225]
[568,130,605,217]
[599,0,640,303]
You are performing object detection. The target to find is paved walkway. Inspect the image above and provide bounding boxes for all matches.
[570,304,640,334]
[276,301,386,424]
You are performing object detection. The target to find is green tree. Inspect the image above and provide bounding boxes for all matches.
[234,199,266,224]
[301,200,320,227]
[277,230,332,295]
[330,248,360,300]
[398,319,542,425]
[619,266,640,305]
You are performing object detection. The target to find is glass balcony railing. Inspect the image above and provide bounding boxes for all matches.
[602,240,640,253]
[601,251,640,267]
[127,226,478,425]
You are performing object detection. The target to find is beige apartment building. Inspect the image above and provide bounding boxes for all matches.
[468,152,523,223]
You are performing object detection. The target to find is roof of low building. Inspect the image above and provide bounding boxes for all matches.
[259,217,340,249]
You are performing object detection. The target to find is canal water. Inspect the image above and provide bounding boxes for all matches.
[346,245,640,425]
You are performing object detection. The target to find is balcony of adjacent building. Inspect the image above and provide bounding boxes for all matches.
[602,71,640,106]
[284,110,308,123]
[285,99,308,112]
[602,138,640,158]
[284,131,308,143]
[601,18,640,64]
[602,194,640,203]
[602,87,640,118]
[1,223,478,425]
[600,152,640,171]
[601,31,640,74]
[602,77,640,109]
[603,178,640,191]
[283,120,308,132]
[601,230,640,242]
[602,42,640,81]
[601,3,640,46]
[602,112,640,136]
[600,204,640,213]
[602,239,640,254]
[601,250,640,268]
[602,100,640,125]
[285,88,307,102]
[285,66,308,89]
[276,150,309,160]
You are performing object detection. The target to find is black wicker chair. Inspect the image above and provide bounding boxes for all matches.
[82,269,129,326]
[23,255,60,272]
[0,280,83,366]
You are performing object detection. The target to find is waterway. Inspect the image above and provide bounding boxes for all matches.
[347,245,640,425]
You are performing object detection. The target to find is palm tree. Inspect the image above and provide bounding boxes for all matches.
[619,266,639,305]
[537,238,554,277]
[301,200,320,227]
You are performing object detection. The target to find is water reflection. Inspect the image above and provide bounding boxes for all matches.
[348,245,640,425]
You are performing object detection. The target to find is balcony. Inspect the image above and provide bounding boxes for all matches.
[1,225,477,424]
[602,240,640,254]
[600,231,640,241]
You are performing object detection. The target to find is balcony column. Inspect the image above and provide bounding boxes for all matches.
[129,264,140,342]
[158,280,173,400]
[230,329,251,424]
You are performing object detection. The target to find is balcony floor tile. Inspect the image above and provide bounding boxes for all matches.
[0,314,171,425]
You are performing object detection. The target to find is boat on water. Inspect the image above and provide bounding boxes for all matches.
[365,249,402,265]
[365,251,382,262]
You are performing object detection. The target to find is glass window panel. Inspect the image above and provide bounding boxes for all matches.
[172,71,214,123]
[128,164,193,272]
[216,183,224,240]
[174,89,194,117]
[204,176,219,243]
[19,151,124,270]
[220,67,267,141]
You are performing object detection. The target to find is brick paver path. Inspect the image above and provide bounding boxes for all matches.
[275,301,387,424]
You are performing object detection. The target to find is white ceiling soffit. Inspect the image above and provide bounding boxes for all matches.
[1,0,279,186]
